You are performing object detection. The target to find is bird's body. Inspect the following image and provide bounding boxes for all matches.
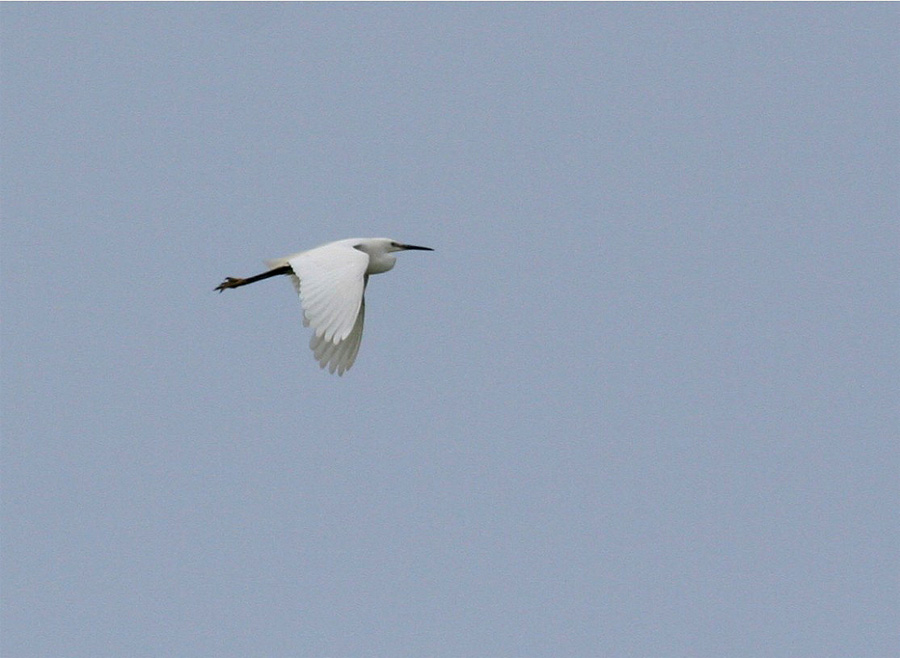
[216,237,433,375]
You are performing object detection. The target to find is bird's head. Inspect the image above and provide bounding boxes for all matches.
[356,238,434,275]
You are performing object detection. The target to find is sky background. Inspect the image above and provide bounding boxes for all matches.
[2,5,897,657]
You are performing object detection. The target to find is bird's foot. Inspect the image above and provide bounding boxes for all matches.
[215,277,245,292]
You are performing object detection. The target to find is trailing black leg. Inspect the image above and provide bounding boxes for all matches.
[215,265,293,292]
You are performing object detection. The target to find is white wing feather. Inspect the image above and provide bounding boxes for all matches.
[278,241,369,375]
[308,297,365,375]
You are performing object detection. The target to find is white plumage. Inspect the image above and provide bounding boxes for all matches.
[217,237,433,375]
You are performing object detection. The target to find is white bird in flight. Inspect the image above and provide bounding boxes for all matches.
[216,237,433,375]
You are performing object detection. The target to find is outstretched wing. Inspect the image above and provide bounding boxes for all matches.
[282,242,368,374]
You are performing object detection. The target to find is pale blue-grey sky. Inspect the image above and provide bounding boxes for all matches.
[2,4,897,657]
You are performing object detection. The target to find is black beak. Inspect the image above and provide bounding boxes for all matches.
[400,244,434,251]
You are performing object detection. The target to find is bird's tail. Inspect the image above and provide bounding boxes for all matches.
[264,256,289,269]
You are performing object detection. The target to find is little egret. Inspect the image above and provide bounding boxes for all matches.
[216,237,433,375]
